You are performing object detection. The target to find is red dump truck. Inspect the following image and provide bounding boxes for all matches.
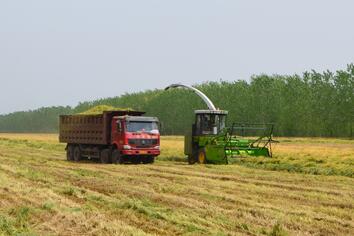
[59,110,160,164]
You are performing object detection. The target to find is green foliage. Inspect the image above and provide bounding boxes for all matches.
[230,156,354,178]
[78,105,133,115]
[0,106,73,133]
[13,207,30,230]
[0,65,353,137]
[41,202,55,212]
[0,214,15,235]
[0,206,34,235]
[0,138,64,152]
[268,222,287,236]
[62,187,76,196]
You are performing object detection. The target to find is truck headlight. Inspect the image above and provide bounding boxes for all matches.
[123,145,132,150]
[154,146,160,150]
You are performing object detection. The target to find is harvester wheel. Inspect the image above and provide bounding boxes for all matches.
[100,149,112,164]
[188,148,198,165]
[66,145,74,161]
[73,146,81,162]
[111,150,123,164]
[197,149,207,164]
[188,155,195,164]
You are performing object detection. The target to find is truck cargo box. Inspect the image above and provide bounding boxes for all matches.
[59,110,145,145]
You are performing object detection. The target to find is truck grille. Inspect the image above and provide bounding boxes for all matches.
[128,139,158,148]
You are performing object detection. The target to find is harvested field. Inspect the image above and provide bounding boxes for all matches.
[0,134,353,235]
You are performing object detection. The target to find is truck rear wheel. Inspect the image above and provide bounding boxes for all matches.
[73,146,81,162]
[66,145,74,161]
[100,149,111,164]
[111,150,123,164]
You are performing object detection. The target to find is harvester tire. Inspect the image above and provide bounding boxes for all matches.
[73,146,81,162]
[197,149,207,164]
[188,155,197,165]
[66,145,74,161]
[187,156,194,164]
[100,149,112,164]
[111,150,123,164]
[188,148,198,165]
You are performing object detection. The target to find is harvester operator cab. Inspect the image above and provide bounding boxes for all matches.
[193,110,228,136]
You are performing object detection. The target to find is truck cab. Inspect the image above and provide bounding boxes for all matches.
[111,116,160,163]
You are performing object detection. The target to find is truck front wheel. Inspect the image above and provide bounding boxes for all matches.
[73,146,81,162]
[100,149,112,164]
[142,156,155,164]
[111,150,123,164]
[66,145,74,161]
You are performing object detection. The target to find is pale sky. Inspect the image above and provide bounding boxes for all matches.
[0,0,353,114]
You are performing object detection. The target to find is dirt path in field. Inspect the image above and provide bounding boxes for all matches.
[0,135,353,235]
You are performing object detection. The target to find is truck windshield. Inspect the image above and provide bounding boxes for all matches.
[127,122,159,133]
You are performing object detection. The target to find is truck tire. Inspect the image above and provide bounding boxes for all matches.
[111,150,123,164]
[131,156,141,164]
[142,156,154,164]
[197,148,207,164]
[73,146,81,162]
[100,149,111,164]
[66,145,74,161]
[149,156,155,164]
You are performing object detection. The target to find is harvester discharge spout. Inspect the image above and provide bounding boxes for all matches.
[165,84,217,111]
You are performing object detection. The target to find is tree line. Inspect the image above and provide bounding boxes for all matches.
[0,65,353,137]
